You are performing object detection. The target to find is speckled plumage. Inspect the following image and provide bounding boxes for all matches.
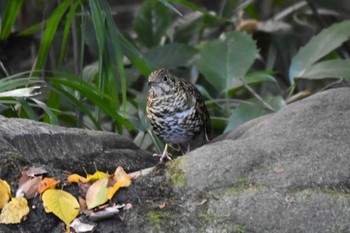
[146,68,210,161]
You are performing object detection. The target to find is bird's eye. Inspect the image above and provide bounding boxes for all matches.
[162,76,168,82]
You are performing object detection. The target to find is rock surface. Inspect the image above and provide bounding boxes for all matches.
[1,87,350,233]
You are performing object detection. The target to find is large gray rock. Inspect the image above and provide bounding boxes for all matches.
[125,88,350,233]
[1,87,350,233]
[0,116,156,178]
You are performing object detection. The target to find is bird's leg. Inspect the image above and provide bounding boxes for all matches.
[153,144,172,162]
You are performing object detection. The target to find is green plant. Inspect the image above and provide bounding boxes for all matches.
[0,0,350,153]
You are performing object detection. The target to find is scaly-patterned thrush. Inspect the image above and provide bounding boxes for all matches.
[146,68,210,162]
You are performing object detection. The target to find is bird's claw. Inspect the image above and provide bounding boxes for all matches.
[153,152,172,162]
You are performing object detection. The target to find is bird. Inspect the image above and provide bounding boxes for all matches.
[146,68,211,162]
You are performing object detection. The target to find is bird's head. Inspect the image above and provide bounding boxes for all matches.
[148,68,176,95]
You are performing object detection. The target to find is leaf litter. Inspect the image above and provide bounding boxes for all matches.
[0,165,133,232]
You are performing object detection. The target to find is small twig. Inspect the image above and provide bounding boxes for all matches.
[239,77,276,112]
[285,89,310,104]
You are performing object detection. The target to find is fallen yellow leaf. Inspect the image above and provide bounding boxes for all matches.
[67,174,87,184]
[42,189,79,227]
[0,179,11,209]
[86,171,110,183]
[107,166,131,199]
[0,197,29,224]
[86,177,109,209]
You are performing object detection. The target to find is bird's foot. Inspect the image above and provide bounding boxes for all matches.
[153,152,172,162]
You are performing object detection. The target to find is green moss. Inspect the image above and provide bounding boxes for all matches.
[225,183,267,196]
[166,158,187,188]
[201,208,247,233]
[297,188,350,199]
[147,211,175,228]
[203,208,220,222]
[231,224,247,233]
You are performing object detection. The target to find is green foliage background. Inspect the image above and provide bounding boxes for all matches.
[0,0,349,152]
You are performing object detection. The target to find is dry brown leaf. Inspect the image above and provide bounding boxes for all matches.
[78,196,87,211]
[18,173,30,188]
[197,199,207,205]
[16,176,42,199]
[124,203,133,211]
[23,166,48,177]
[274,167,285,174]
[159,202,166,209]
[236,19,261,33]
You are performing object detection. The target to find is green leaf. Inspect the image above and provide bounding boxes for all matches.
[225,95,285,132]
[158,0,182,16]
[289,20,350,82]
[101,0,127,116]
[145,43,197,69]
[0,0,24,40]
[17,98,39,121]
[196,31,258,95]
[49,77,133,130]
[134,0,171,48]
[35,0,73,70]
[31,98,58,125]
[295,59,350,80]
[58,1,81,67]
[49,83,101,129]
[167,0,230,22]
[118,32,154,75]
[228,72,277,96]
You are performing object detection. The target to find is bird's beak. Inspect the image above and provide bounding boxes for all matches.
[148,81,154,86]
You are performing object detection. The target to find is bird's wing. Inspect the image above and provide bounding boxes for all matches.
[180,78,211,141]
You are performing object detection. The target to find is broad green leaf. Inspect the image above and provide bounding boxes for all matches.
[134,0,171,48]
[295,59,350,80]
[225,95,285,132]
[167,0,230,22]
[42,189,79,227]
[145,43,197,69]
[196,31,258,94]
[228,72,277,96]
[0,0,24,40]
[118,32,154,75]
[289,20,350,82]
